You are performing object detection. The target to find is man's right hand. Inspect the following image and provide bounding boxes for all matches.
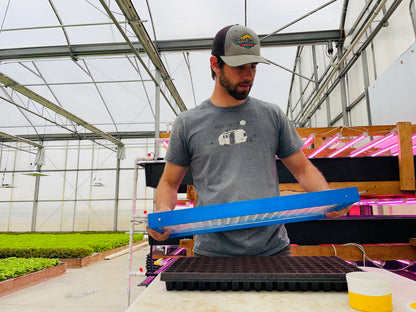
[149,162,188,241]
[146,206,171,241]
[146,225,171,241]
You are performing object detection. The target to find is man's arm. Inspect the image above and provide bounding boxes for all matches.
[280,150,350,217]
[146,162,188,241]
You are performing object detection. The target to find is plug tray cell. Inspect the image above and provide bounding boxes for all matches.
[148,187,360,238]
[161,256,362,291]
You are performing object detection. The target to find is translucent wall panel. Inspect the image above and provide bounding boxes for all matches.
[42,142,69,170]
[0,203,12,231]
[332,118,344,127]
[372,2,415,77]
[90,171,116,199]
[38,172,65,201]
[0,138,161,232]
[60,201,77,232]
[117,199,134,231]
[8,175,35,201]
[346,58,365,101]
[310,104,328,127]
[119,169,140,199]
[69,200,116,231]
[350,100,368,126]
[121,138,153,169]
[82,200,115,232]
[328,85,343,121]
[300,47,314,78]
[3,201,32,232]
[315,45,330,78]
[35,201,65,232]
[117,199,151,232]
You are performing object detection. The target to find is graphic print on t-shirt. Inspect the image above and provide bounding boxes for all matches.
[218,120,248,146]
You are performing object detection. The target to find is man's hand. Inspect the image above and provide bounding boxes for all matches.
[146,206,171,241]
[325,205,351,218]
[147,162,188,241]
[146,226,171,241]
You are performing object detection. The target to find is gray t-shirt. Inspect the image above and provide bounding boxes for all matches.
[166,97,304,256]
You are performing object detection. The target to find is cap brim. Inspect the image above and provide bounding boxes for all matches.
[220,55,270,67]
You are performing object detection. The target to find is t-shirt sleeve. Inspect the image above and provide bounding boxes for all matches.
[165,115,191,167]
[275,107,304,159]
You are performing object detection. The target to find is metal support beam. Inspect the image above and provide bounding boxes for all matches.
[298,55,305,110]
[361,49,373,125]
[72,140,81,231]
[311,45,320,92]
[0,30,343,61]
[325,97,331,127]
[0,131,163,143]
[0,131,43,148]
[0,72,124,148]
[338,44,349,126]
[30,164,41,232]
[410,0,416,40]
[154,69,161,159]
[113,157,121,231]
[294,0,402,126]
[113,0,187,112]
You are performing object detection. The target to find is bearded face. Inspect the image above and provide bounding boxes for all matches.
[218,67,253,100]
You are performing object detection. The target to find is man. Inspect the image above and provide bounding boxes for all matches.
[147,25,349,256]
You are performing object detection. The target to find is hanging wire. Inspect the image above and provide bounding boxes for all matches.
[0,0,11,37]
[81,59,120,133]
[261,0,337,41]
[183,52,197,107]
[145,0,158,42]
[0,88,41,138]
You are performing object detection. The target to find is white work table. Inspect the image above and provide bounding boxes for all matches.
[126,267,416,312]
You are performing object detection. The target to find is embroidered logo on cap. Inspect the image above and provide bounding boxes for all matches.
[233,34,256,49]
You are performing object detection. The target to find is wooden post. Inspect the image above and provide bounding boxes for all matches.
[396,122,415,192]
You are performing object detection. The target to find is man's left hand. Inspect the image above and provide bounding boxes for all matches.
[325,205,351,218]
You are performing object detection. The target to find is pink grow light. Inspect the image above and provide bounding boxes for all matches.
[308,135,339,159]
[369,143,398,157]
[329,133,367,158]
[302,134,314,150]
[349,133,395,157]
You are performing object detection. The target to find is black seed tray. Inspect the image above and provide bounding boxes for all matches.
[160,256,362,291]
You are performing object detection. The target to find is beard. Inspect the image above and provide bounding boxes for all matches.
[218,70,252,100]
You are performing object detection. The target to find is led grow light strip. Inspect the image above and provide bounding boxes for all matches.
[308,134,339,158]
[356,198,416,206]
[349,132,395,157]
[148,187,360,238]
[328,133,367,158]
[369,143,398,157]
[302,134,315,150]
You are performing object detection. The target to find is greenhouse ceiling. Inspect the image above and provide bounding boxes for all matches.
[0,0,358,149]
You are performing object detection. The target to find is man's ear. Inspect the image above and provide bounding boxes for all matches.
[210,56,220,75]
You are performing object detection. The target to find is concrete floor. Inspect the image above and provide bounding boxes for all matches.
[0,243,150,312]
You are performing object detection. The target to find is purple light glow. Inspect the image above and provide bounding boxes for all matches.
[357,199,416,206]
[373,135,397,149]
[397,260,411,265]
[349,133,395,157]
[308,135,339,158]
[329,133,367,158]
[302,134,314,150]
[369,143,398,157]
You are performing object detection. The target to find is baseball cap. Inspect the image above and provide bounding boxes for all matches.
[211,24,269,67]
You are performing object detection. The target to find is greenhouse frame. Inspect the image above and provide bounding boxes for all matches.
[0,0,415,233]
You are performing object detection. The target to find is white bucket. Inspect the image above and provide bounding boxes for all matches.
[346,271,392,312]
